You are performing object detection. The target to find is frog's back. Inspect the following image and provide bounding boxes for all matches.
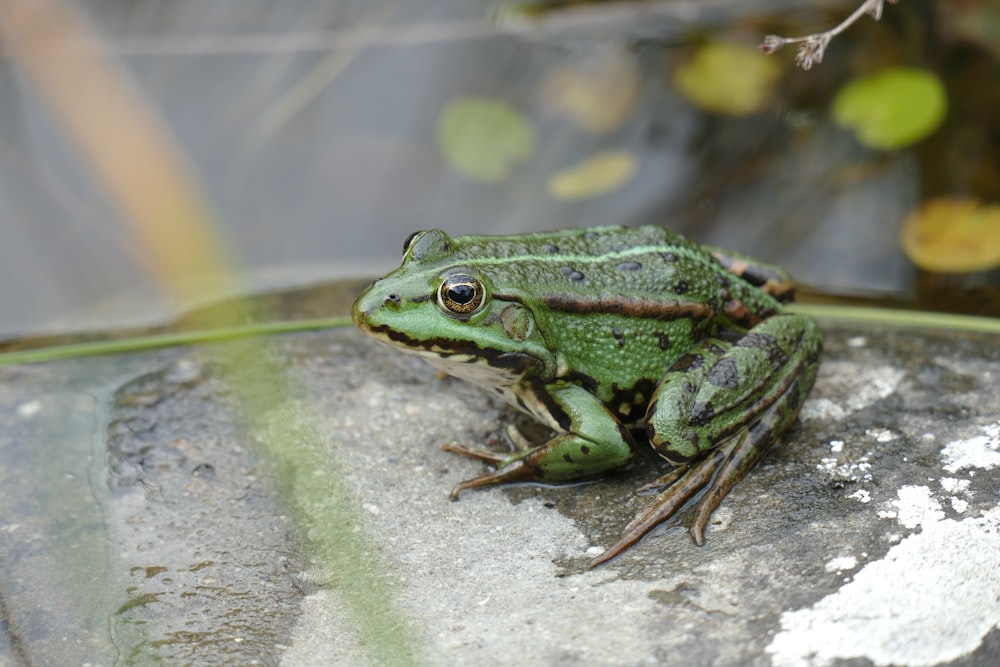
[438,225,785,416]
[451,225,776,312]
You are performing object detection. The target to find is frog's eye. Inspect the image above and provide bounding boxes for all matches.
[437,274,486,316]
[402,231,422,255]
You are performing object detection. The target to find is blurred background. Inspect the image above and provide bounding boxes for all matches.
[3,0,999,337]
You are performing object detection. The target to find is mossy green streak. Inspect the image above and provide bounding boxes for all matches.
[353,225,822,566]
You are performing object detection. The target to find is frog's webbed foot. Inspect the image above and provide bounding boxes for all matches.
[589,427,762,569]
[444,383,637,502]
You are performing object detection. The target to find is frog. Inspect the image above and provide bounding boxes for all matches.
[352,225,822,567]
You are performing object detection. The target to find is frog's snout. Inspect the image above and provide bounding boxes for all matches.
[351,281,404,332]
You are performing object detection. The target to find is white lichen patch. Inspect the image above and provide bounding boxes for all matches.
[816,454,872,484]
[800,364,904,421]
[940,477,971,495]
[799,397,844,421]
[940,477,972,514]
[876,485,944,529]
[865,427,896,443]
[767,504,1000,667]
[940,423,1000,474]
[823,556,857,573]
[847,489,871,503]
[843,367,905,412]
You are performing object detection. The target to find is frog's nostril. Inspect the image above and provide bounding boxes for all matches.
[387,293,401,304]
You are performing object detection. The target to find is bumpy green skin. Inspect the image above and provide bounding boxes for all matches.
[352,225,822,564]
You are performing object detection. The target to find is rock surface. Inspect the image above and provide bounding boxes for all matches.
[1,315,999,666]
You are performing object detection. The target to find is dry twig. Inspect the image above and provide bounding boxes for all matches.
[760,0,899,69]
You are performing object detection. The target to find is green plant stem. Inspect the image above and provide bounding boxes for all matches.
[789,304,1000,334]
[0,317,352,365]
[0,306,997,368]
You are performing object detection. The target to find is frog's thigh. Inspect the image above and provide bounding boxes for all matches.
[646,313,820,463]
[521,383,636,482]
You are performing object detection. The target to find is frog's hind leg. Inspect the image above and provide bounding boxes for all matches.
[589,375,805,568]
[590,313,821,567]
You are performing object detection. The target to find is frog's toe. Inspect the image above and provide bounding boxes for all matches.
[448,459,536,500]
[634,465,688,495]
[589,451,723,568]
[442,441,508,464]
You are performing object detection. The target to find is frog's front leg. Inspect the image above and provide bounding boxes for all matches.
[591,313,821,567]
[445,383,636,499]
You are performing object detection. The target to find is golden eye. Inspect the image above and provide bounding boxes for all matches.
[437,274,485,315]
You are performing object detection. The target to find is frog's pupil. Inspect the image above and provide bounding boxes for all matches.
[448,284,475,304]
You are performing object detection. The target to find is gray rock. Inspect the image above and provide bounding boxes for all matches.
[1,321,999,666]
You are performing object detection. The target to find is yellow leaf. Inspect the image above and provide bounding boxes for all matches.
[900,197,1000,272]
[540,52,640,134]
[673,42,782,116]
[547,151,637,201]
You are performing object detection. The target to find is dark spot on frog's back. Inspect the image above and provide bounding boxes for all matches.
[543,243,559,254]
[612,327,626,347]
[674,280,690,295]
[737,332,776,349]
[560,266,585,282]
[738,331,788,368]
[616,261,642,272]
[654,332,672,350]
[706,357,740,389]
[689,401,715,426]
[660,252,678,263]
[669,353,705,374]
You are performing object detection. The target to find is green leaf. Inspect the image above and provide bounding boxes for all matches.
[832,68,947,150]
[437,97,536,182]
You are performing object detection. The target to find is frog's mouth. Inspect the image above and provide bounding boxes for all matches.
[363,322,545,384]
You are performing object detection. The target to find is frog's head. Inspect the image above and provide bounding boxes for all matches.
[352,230,555,387]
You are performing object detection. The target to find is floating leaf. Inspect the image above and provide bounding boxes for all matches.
[900,197,1000,272]
[437,97,536,182]
[540,52,640,134]
[547,150,637,201]
[673,42,782,116]
[832,68,947,150]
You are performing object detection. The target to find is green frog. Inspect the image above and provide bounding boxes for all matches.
[352,225,821,566]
